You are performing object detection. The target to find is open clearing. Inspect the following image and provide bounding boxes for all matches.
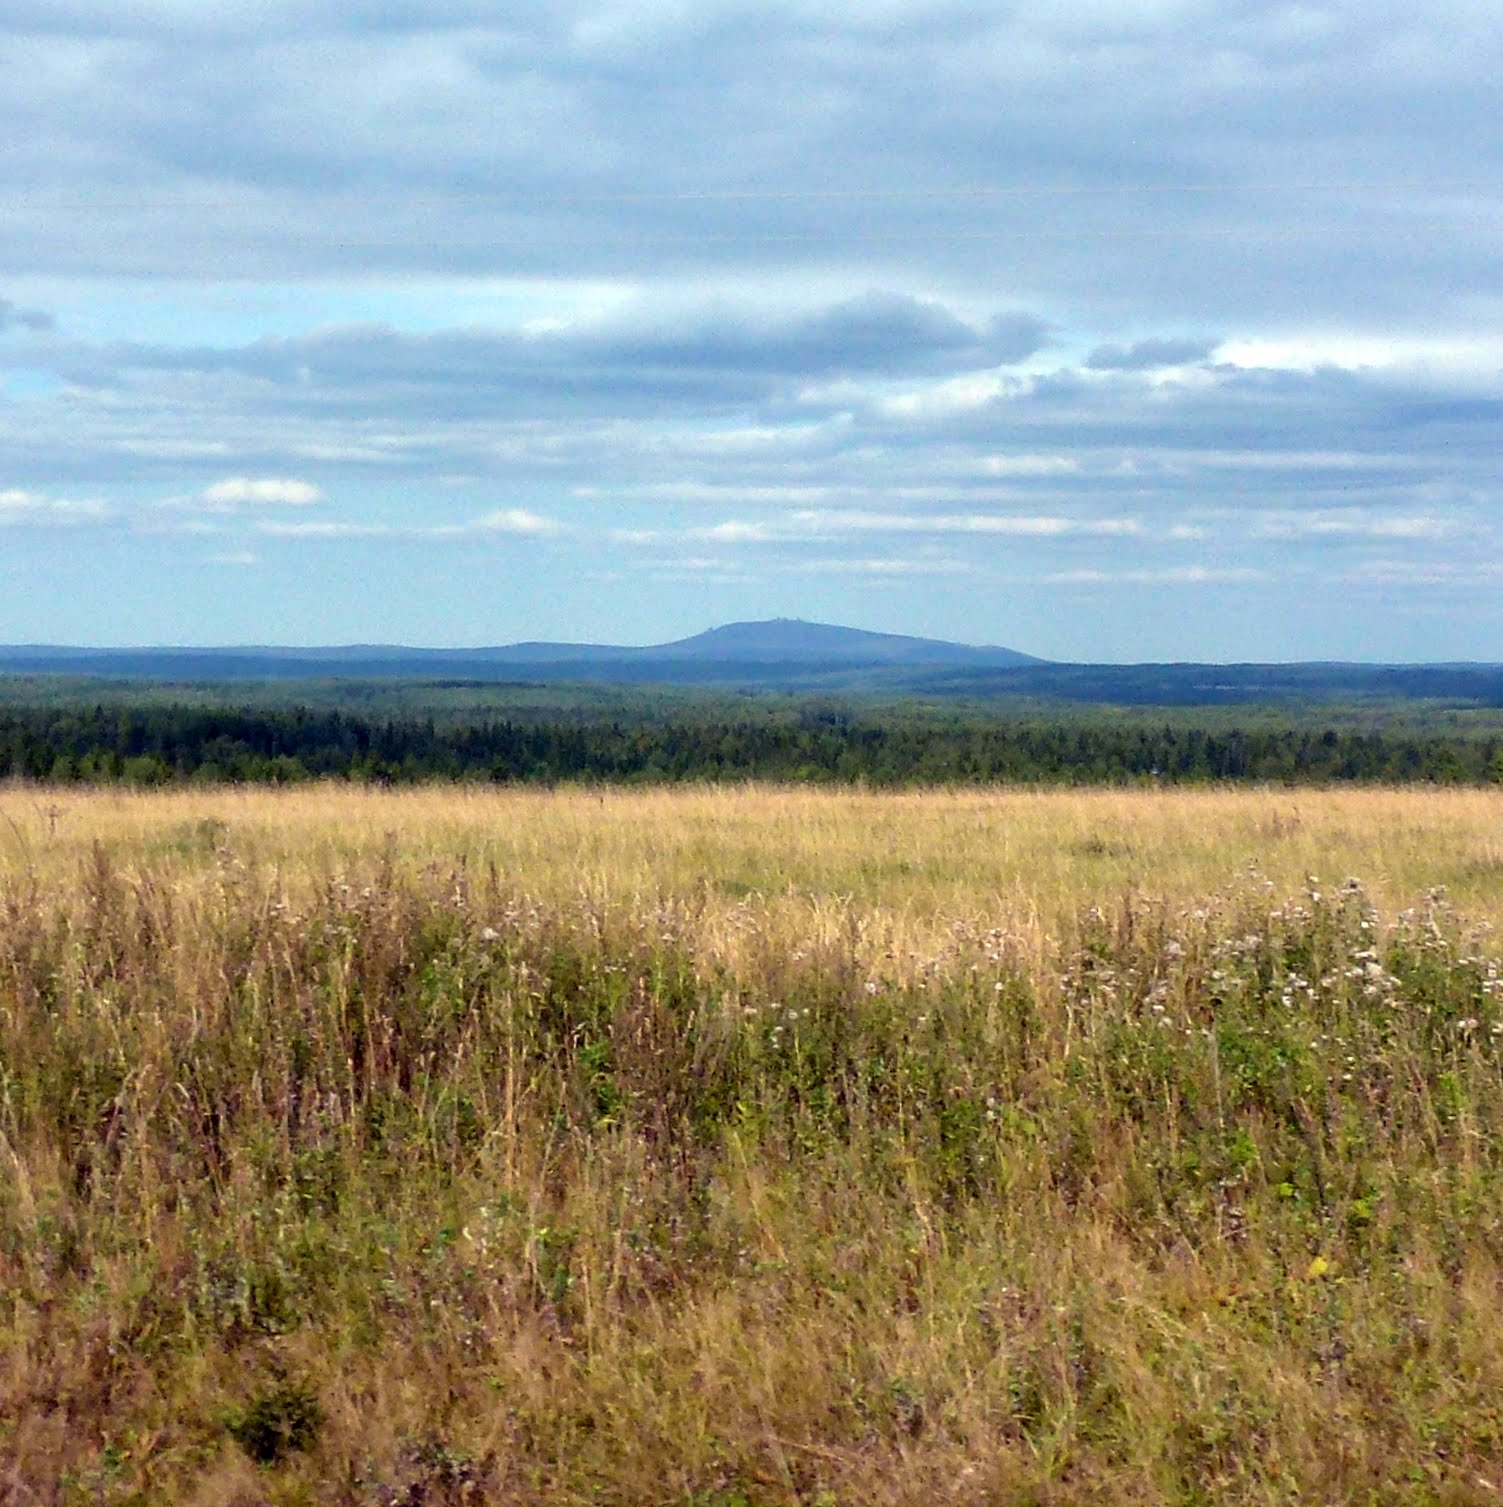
[3,785,1503,1503]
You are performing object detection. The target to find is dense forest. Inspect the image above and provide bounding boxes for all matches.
[2,701,1501,786]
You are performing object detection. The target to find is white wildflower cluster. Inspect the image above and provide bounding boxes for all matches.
[471,899,544,947]
[743,999,815,1043]
[1343,948,1401,1001]
[1278,972,1313,1010]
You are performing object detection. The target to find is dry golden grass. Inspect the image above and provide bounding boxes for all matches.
[5,781,1503,953]
[3,782,1503,1504]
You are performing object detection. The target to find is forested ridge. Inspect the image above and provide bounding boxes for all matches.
[3,702,1500,785]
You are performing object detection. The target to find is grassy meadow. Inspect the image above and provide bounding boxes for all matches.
[3,783,1503,1503]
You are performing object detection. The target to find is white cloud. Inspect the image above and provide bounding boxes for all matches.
[1182,450,1412,475]
[618,509,1146,548]
[1046,566,1266,585]
[254,508,567,541]
[784,556,975,576]
[0,487,111,525]
[472,507,565,536]
[788,509,1143,537]
[695,520,776,543]
[874,373,1018,420]
[976,454,1080,477]
[1254,510,1460,541]
[256,519,375,538]
[1339,559,1503,588]
[119,440,237,460]
[200,476,324,508]
[579,482,838,505]
[1213,335,1503,380]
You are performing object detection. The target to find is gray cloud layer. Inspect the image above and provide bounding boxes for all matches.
[4,3,1501,320]
[1,3,1500,654]
[1085,338,1218,372]
[48,294,1045,399]
[4,297,1490,541]
[0,297,53,333]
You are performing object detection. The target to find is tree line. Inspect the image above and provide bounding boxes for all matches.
[2,703,1501,786]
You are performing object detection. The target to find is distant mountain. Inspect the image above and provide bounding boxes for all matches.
[4,622,1503,706]
[363,619,1043,667]
[0,619,1043,679]
[638,619,1041,665]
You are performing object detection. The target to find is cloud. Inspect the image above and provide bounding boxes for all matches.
[784,556,975,576]
[472,507,564,535]
[690,293,1046,374]
[4,1,1495,336]
[5,317,1496,558]
[695,520,775,544]
[616,509,1149,549]
[1046,566,1266,586]
[976,454,1079,476]
[0,297,54,334]
[784,509,1143,538]
[253,519,371,538]
[200,476,323,508]
[0,487,110,525]
[4,6,1503,655]
[581,482,839,505]
[254,507,567,541]
[1338,559,1503,589]
[1086,337,1217,371]
[53,292,1047,410]
[1253,510,1460,541]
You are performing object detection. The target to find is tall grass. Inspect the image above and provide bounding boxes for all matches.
[3,786,1503,1502]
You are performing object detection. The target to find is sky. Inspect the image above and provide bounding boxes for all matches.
[2,1,1501,661]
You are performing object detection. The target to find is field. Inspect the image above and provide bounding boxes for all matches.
[4,783,1503,1504]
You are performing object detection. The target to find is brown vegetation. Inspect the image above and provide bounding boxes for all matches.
[2,785,1503,1503]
